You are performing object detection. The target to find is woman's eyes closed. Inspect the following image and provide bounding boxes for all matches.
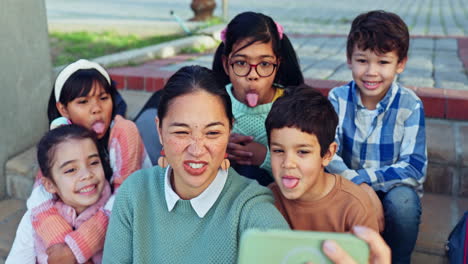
[206,130,222,138]
[171,129,191,137]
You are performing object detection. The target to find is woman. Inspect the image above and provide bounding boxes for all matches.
[102,65,289,263]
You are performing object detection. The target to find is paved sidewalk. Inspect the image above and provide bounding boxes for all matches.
[158,36,468,90]
[47,0,468,37]
[107,35,468,120]
[47,0,468,92]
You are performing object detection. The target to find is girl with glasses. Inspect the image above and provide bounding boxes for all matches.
[212,11,304,185]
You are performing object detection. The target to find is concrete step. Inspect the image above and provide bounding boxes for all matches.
[0,199,26,263]
[7,116,468,200]
[411,193,468,263]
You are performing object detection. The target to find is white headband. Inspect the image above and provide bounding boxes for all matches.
[54,59,111,102]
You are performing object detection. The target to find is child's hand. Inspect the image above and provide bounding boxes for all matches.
[46,243,77,264]
[227,133,267,166]
[242,141,268,166]
[359,183,385,232]
[227,133,254,165]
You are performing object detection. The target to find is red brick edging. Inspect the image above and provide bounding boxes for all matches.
[304,80,468,120]
[109,53,468,121]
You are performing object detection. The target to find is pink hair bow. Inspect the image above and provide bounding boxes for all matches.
[220,21,284,43]
[275,22,284,40]
[220,27,227,43]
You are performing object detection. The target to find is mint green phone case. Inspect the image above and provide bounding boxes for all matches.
[238,229,369,264]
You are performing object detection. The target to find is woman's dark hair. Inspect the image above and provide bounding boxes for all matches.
[265,84,338,157]
[37,124,112,183]
[157,65,234,128]
[47,68,118,124]
[212,12,304,87]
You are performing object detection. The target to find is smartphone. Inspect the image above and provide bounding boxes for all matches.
[238,229,369,264]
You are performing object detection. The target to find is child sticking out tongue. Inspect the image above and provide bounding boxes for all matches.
[246,93,259,107]
[282,177,299,189]
[92,121,105,135]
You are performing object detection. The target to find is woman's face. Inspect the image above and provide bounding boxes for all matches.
[157,90,231,200]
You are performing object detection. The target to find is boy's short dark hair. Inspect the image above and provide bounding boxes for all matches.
[265,84,338,157]
[346,10,409,62]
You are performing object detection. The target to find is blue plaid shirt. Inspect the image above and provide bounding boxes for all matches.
[326,81,427,195]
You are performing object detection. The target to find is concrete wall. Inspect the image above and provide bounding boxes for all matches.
[0,0,51,198]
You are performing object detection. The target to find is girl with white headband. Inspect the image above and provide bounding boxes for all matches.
[24,59,152,263]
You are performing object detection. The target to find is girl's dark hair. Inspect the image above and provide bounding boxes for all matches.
[37,124,112,182]
[265,84,338,157]
[47,68,118,124]
[158,65,234,128]
[212,11,304,87]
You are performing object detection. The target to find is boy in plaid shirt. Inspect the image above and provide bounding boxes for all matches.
[327,10,427,264]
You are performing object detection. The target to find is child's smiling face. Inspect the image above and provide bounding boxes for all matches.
[43,138,105,214]
[348,45,407,110]
[223,39,279,107]
[57,81,113,139]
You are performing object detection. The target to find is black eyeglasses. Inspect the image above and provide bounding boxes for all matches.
[230,61,278,77]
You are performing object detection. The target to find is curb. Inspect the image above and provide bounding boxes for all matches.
[108,55,468,120]
[54,26,468,121]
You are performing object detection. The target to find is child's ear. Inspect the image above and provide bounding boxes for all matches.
[155,117,163,145]
[42,177,58,194]
[396,56,408,74]
[221,55,229,75]
[322,142,338,167]
[56,102,70,119]
[347,57,352,69]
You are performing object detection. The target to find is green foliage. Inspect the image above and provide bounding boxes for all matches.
[202,16,224,27]
[180,44,209,54]
[50,31,183,66]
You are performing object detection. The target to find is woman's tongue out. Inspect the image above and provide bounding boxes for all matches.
[92,121,106,135]
[246,92,259,107]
